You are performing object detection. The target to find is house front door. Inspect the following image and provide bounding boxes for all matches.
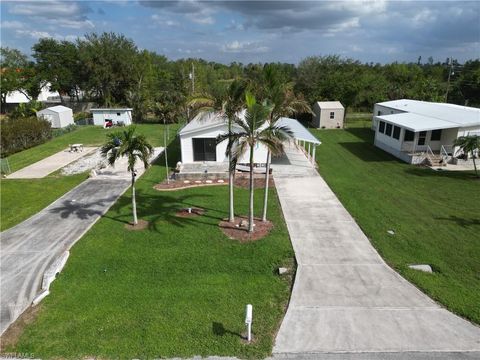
[418,131,427,146]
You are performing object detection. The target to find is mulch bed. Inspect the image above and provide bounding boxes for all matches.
[154,175,275,191]
[219,216,273,242]
[176,207,205,217]
[124,219,149,231]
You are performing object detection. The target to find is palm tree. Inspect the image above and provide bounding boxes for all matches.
[260,66,312,221]
[101,126,153,225]
[218,93,292,232]
[454,135,479,177]
[188,80,247,222]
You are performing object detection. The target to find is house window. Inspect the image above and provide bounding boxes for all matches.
[431,129,442,141]
[192,138,217,161]
[393,126,401,140]
[418,131,427,146]
[379,121,385,134]
[377,111,381,116]
[330,111,335,119]
[117,112,121,116]
[404,130,414,141]
[386,123,393,136]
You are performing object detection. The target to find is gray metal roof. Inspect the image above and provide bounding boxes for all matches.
[377,99,480,127]
[316,101,344,109]
[276,117,321,144]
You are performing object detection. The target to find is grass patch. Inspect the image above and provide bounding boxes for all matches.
[7,140,294,359]
[1,124,178,231]
[5,124,178,173]
[311,126,480,324]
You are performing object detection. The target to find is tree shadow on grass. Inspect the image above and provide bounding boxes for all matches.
[338,142,400,163]
[404,167,478,181]
[345,127,375,143]
[212,322,242,338]
[435,215,480,228]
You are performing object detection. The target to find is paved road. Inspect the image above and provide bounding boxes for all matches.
[7,147,97,179]
[0,148,163,335]
[271,144,480,355]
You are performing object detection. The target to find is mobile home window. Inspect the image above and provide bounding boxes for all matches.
[431,129,442,141]
[418,131,427,146]
[379,121,385,133]
[404,130,414,141]
[392,126,401,140]
[377,110,381,116]
[117,112,121,116]
[386,123,393,136]
[329,111,335,119]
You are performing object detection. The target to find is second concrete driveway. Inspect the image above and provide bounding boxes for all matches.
[0,148,163,335]
[271,144,480,355]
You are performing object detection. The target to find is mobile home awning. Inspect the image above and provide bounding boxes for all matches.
[276,117,321,145]
[376,113,459,132]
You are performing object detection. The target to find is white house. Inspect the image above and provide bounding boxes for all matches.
[6,82,60,104]
[91,108,133,127]
[37,105,74,128]
[312,101,345,129]
[372,99,480,164]
[179,112,320,165]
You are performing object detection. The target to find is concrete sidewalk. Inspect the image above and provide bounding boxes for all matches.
[0,148,163,335]
[271,144,480,355]
[7,147,97,179]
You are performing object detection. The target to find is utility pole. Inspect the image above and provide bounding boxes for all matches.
[191,62,195,95]
[445,57,454,103]
[164,118,169,184]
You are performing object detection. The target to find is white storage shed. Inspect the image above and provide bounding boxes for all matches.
[91,108,133,127]
[312,101,345,129]
[37,105,74,128]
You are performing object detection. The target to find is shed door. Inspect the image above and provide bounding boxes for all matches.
[192,138,217,161]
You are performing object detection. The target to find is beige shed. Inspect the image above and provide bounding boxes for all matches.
[312,101,345,129]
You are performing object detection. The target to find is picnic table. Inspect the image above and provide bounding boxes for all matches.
[70,144,84,152]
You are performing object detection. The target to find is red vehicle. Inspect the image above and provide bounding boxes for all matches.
[104,119,113,128]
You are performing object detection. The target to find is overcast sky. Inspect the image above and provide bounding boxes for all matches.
[1,0,479,64]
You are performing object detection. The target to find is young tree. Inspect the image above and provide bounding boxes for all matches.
[217,93,292,232]
[0,47,29,110]
[189,79,247,222]
[454,135,479,177]
[101,127,154,225]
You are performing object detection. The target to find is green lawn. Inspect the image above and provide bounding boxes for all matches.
[8,140,294,359]
[311,125,480,324]
[5,124,176,173]
[1,124,179,231]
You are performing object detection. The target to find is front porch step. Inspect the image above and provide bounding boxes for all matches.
[427,155,446,167]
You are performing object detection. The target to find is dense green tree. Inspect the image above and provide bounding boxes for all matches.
[0,47,30,109]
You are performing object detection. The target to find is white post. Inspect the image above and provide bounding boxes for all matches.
[312,145,316,163]
[245,304,253,342]
[308,142,311,160]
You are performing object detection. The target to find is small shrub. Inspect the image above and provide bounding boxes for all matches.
[0,116,52,157]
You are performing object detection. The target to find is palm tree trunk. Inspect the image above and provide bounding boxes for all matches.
[473,156,478,178]
[261,150,271,222]
[131,171,138,225]
[248,144,255,233]
[228,120,235,222]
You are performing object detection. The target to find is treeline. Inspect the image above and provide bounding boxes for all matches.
[1,32,479,122]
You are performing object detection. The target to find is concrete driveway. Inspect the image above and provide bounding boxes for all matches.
[7,147,97,179]
[0,148,163,335]
[271,144,480,355]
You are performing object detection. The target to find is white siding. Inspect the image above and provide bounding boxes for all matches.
[372,104,405,130]
[180,125,268,164]
[92,110,132,126]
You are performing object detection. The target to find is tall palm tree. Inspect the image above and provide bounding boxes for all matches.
[260,66,312,221]
[101,126,153,225]
[454,135,479,177]
[188,80,247,222]
[218,93,292,232]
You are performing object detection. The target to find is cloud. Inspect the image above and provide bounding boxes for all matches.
[1,20,24,30]
[221,41,269,53]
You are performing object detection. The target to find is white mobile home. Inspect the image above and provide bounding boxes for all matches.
[91,108,133,127]
[37,105,74,128]
[179,111,269,164]
[312,101,345,129]
[372,99,480,164]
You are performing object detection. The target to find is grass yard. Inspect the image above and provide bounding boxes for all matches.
[1,124,178,231]
[7,141,295,359]
[311,125,480,325]
[5,124,178,173]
